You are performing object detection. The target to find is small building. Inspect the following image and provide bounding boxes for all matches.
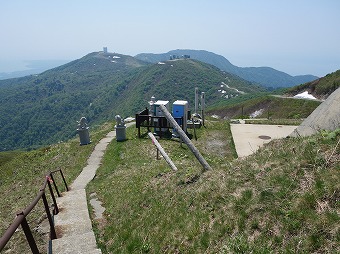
[103,47,108,54]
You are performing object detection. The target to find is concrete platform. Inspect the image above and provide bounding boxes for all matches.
[231,123,297,158]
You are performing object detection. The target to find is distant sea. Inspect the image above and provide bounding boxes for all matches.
[0,59,69,80]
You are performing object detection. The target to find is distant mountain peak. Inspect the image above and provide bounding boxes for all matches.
[52,51,148,74]
[135,49,318,88]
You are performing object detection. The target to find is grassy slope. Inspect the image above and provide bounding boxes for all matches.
[0,123,112,253]
[285,69,340,99]
[88,123,339,253]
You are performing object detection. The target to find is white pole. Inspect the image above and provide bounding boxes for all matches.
[148,132,178,171]
[159,104,212,171]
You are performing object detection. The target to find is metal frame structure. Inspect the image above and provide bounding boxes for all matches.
[0,169,69,253]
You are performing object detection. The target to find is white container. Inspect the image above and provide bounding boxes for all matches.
[153,100,169,132]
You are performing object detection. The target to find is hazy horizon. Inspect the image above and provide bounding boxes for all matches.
[0,49,326,78]
[1,0,339,77]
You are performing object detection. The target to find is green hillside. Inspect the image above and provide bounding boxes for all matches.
[0,54,263,151]
[0,52,147,150]
[206,70,340,121]
[113,59,264,115]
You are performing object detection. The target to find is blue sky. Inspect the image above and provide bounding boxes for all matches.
[1,0,339,76]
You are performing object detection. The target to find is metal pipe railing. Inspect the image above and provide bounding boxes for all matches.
[0,169,68,253]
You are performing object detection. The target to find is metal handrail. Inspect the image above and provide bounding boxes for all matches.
[0,169,68,253]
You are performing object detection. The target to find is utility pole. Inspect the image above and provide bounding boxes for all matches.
[201,92,205,126]
[194,87,199,115]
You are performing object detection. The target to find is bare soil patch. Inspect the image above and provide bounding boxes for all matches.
[200,130,229,157]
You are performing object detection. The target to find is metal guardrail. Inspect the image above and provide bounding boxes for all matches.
[0,169,68,253]
[135,108,184,138]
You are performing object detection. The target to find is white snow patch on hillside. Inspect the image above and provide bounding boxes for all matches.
[221,82,246,94]
[250,109,264,118]
[293,91,317,100]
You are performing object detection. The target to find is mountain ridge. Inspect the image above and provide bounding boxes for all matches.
[0,52,263,150]
[0,50,335,151]
[135,49,319,88]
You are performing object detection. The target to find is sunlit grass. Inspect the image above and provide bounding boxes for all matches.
[88,123,339,253]
[2,119,338,253]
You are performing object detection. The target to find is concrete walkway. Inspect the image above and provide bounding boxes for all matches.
[231,123,297,158]
[52,123,134,253]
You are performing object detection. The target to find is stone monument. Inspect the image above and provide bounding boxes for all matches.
[77,117,91,145]
[115,115,126,141]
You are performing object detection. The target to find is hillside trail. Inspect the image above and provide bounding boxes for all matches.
[52,122,134,254]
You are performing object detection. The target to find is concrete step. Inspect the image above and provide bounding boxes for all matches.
[52,231,101,254]
[56,189,88,211]
[52,189,102,253]
[54,189,93,236]
[49,126,134,253]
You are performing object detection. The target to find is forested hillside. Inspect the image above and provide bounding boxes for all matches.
[0,52,148,150]
[0,53,262,151]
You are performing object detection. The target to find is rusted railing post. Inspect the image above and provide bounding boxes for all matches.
[0,170,69,252]
[49,173,61,197]
[60,169,69,191]
[41,193,57,240]
[47,180,59,215]
[20,215,39,254]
